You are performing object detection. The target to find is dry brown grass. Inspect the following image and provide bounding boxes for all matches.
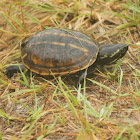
[0,0,140,139]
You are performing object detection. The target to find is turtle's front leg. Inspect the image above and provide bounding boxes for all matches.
[78,70,87,84]
[77,63,99,87]
[5,64,26,78]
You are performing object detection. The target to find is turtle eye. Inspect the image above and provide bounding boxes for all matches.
[21,40,29,48]
[121,45,128,54]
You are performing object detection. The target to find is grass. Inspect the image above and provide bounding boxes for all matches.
[114,0,140,29]
[0,0,140,139]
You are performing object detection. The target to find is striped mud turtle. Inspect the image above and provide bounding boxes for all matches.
[5,28,128,83]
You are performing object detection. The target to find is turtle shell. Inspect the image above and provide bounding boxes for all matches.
[21,28,99,75]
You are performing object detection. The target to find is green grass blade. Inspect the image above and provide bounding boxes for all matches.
[24,11,40,24]
[88,79,129,96]
[115,22,136,29]
[11,98,34,113]
[1,13,18,32]
[4,89,36,97]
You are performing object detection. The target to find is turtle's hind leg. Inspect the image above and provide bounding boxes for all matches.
[5,64,26,78]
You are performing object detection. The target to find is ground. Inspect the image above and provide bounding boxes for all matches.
[0,0,140,140]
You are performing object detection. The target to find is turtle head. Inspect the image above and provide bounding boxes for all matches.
[96,43,128,65]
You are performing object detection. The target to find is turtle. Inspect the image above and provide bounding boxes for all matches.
[5,28,128,83]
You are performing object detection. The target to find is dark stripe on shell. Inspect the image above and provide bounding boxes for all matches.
[29,28,98,49]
